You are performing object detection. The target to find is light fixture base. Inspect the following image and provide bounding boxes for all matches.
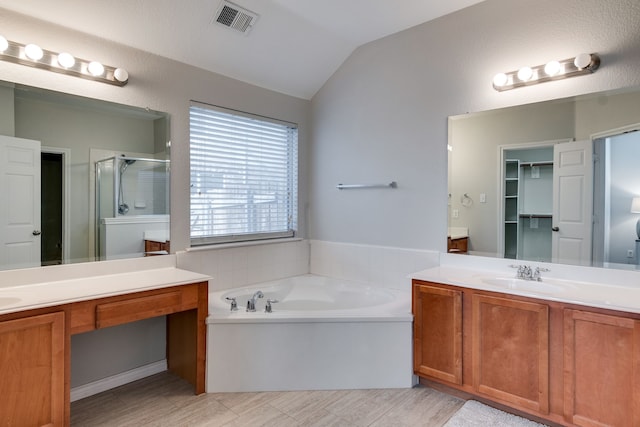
[493,53,599,92]
[0,38,128,86]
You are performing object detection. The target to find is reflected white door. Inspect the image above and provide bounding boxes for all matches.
[552,140,592,265]
[0,135,41,270]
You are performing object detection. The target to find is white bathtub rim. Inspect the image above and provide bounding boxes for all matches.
[208,273,411,323]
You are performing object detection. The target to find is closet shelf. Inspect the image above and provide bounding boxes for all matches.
[519,161,553,167]
[519,213,552,218]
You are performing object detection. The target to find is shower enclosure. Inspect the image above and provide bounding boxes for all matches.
[95,156,170,260]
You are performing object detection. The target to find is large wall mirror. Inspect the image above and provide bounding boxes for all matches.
[0,80,170,271]
[448,86,640,270]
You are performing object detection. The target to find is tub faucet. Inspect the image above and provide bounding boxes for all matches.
[265,299,279,313]
[225,297,238,311]
[246,291,264,312]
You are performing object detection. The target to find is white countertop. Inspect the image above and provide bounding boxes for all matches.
[0,267,210,315]
[448,227,468,240]
[413,256,640,315]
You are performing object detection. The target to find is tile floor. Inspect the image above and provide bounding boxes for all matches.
[71,372,464,426]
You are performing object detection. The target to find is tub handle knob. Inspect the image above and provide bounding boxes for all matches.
[265,299,279,313]
[225,297,238,311]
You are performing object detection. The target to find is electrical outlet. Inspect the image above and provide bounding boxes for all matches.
[628,249,634,258]
[480,193,486,203]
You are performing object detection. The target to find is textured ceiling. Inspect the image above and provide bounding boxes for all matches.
[0,0,485,99]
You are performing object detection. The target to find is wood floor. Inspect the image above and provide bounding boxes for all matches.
[71,372,464,426]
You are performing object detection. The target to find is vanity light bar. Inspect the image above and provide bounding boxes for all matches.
[492,53,600,92]
[0,35,129,86]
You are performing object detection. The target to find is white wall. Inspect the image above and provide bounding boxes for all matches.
[310,0,640,250]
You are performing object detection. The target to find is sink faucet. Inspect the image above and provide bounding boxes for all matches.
[246,290,264,312]
[510,264,550,281]
[531,266,550,281]
[511,264,531,279]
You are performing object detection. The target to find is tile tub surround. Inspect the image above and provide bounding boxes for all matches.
[310,240,440,290]
[413,252,640,314]
[177,239,309,291]
[177,239,439,293]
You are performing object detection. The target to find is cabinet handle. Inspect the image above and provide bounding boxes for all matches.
[32,230,41,236]
[551,227,559,232]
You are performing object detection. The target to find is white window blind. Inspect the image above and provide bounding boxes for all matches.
[189,102,298,245]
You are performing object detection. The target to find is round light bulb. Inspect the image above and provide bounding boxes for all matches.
[544,60,561,76]
[25,43,44,61]
[57,52,75,68]
[113,68,129,82]
[493,73,508,87]
[87,61,105,76]
[574,53,593,70]
[517,66,533,82]
[0,36,8,52]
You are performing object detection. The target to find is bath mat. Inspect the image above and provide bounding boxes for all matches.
[443,400,548,427]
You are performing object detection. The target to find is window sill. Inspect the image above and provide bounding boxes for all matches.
[186,237,304,252]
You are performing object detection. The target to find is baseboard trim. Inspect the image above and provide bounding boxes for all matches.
[70,360,167,402]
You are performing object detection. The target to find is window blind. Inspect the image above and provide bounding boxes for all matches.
[189,103,298,245]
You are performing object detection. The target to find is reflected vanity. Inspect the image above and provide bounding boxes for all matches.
[0,80,170,271]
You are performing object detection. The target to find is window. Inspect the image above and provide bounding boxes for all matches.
[189,102,298,245]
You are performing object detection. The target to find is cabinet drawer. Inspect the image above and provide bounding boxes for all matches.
[96,291,183,328]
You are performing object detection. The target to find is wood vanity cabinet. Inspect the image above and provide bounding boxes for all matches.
[472,294,549,414]
[0,280,207,427]
[0,311,65,426]
[563,310,640,427]
[447,237,468,253]
[413,283,462,384]
[413,279,640,427]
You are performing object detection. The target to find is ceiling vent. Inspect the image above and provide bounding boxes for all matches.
[213,1,259,34]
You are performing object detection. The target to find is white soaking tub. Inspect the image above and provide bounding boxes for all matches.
[206,274,414,392]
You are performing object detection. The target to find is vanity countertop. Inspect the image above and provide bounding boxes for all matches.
[413,254,640,315]
[0,267,210,315]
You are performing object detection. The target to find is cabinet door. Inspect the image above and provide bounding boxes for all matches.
[564,310,640,427]
[0,311,65,426]
[472,294,549,413]
[413,283,462,384]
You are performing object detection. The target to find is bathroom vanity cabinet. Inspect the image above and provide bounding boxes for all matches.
[413,279,640,427]
[0,280,208,427]
[0,311,65,426]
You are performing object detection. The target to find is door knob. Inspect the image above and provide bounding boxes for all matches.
[32,230,41,236]
[551,227,559,232]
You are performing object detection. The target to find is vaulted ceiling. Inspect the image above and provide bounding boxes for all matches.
[0,0,485,99]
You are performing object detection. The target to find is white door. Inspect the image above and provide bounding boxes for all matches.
[0,135,41,270]
[552,140,593,265]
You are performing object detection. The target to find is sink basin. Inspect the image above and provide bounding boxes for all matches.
[479,277,573,294]
[0,297,20,308]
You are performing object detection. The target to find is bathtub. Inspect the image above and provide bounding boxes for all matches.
[206,274,414,392]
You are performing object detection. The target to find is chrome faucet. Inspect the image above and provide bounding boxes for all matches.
[531,266,550,281]
[265,299,279,313]
[246,290,264,312]
[225,297,238,311]
[511,264,530,279]
[510,264,550,281]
